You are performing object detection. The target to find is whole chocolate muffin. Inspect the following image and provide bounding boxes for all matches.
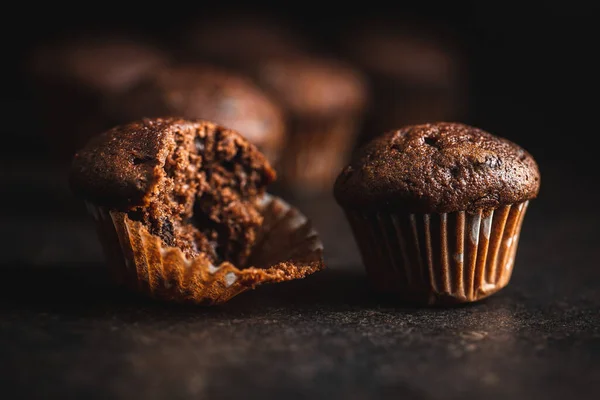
[28,33,169,159]
[252,55,368,194]
[342,23,466,144]
[335,122,540,305]
[70,118,323,304]
[111,64,286,164]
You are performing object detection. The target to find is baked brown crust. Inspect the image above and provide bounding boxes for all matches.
[70,118,172,209]
[334,122,540,213]
[71,118,274,207]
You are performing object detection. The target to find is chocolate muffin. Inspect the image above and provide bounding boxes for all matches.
[181,11,307,68]
[70,118,323,304]
[252,55,368,194]
[28,33,169,159]
[334,123,540,305]
[342,23,466,143]
[112,64,286,164]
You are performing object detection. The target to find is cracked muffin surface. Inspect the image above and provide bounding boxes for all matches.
[334,122,540,213]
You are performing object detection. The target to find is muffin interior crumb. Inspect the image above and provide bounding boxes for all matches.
[129,123,273,266]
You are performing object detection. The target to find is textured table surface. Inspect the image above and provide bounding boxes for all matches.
[1,162,599,400]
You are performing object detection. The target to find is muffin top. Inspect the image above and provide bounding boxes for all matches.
[70,118,275,210]
[113,64,285,150]
[29,34,168,95]
[254,55,368,117]
[334,123,540,213]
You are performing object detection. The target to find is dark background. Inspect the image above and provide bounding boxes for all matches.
[3,1,600,173]
[1,2,599,399]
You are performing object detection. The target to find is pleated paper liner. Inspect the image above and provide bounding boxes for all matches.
[86,194,324,305]
[345,201,530,305]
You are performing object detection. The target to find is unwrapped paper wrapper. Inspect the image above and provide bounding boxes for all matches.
[86,194,324,305]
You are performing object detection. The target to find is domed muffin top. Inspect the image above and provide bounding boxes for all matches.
[334,122,540,213]
[70,118,275,210]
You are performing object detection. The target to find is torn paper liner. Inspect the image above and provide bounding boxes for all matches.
[86,194,324,305]
[344,201,530,305]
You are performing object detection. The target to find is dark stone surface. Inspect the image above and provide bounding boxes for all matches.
[1,160,599,400]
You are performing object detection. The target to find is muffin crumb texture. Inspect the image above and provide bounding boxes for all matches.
[70,118,276,266]
[334,122,540,213]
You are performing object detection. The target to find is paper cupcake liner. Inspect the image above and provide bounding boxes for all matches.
[280,116,360,194]
[86,194,324,305]
[344,201,530,305]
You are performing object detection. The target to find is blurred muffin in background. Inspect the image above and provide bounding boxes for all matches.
[341,20,467,144]
[249,55,368,195]
[179,11,308,68]
[28,32,169,161]
[111,64,286,165]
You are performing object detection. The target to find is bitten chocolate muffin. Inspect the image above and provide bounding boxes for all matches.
[252,55,368,194]
[70,118,323,304]
[111,64,286,164]
[342,23,466,144]
[28,33,169,159]
[335,123,540,305]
